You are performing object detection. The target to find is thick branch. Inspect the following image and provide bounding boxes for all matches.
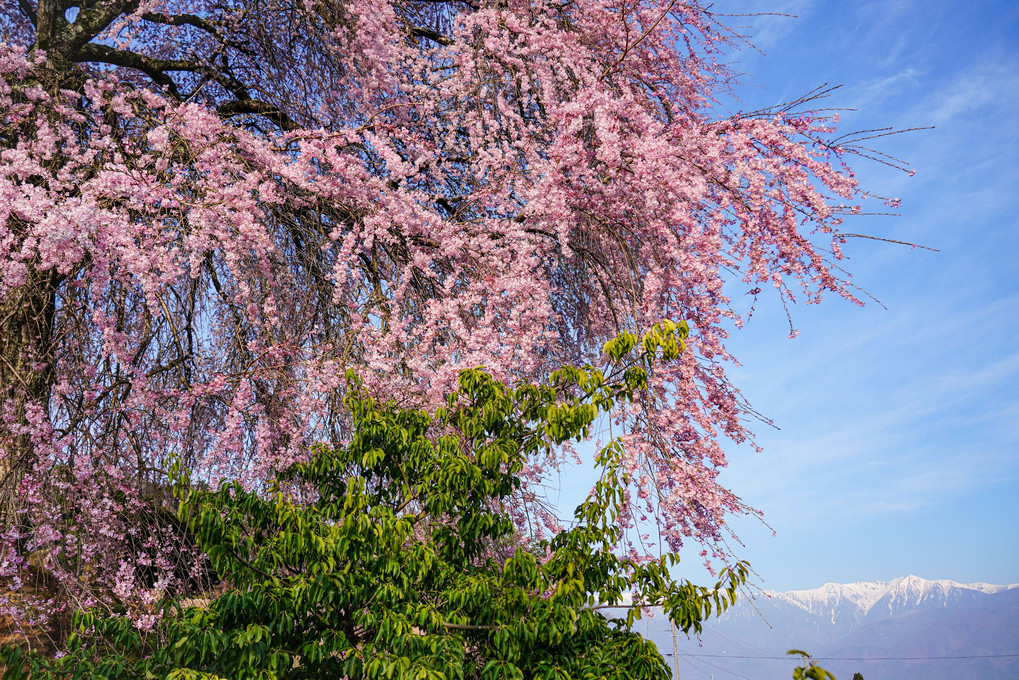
[409,26,454,46]
[409,0,479,8]
[140,11,257,62]
[76,43,199,73]
[61,0,140,51]
[34,0,62,49]
[17,0,37,27]
[76,43,193,97]
[140,11,219,35]
[442,621,500,631]
[217,99,300,132]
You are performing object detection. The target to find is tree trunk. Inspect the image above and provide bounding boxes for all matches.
[0,269,59,532]
[0,0,83,534]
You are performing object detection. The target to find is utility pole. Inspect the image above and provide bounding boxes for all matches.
[670,619,680,679]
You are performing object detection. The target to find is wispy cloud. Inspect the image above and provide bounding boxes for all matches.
[720,288,1019,524]
[922,58,1019,127]
[846,68,922,109]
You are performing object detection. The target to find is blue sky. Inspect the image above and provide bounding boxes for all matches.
[691,0,1019,591]
[563,0,1019,592]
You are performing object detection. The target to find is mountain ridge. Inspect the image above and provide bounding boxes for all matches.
[760,574,1018,622]
[639,575,1019,680]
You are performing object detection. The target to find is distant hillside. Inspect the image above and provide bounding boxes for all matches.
[625,575,1019,679]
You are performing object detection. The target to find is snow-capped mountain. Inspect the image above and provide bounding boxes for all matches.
[778,574,1013,619]
[733,575,1019,641]
[635,576,1019,680]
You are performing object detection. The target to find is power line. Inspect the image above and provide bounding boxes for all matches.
[669,652,1019,661]
[682,653,765,680]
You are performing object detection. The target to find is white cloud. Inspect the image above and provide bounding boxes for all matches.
[926,67,1018,126]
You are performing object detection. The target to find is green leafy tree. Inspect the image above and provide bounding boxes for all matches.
[788,650,838,680]
[2,323,756,680]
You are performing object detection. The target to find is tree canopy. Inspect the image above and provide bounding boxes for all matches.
[0,0,891,631]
